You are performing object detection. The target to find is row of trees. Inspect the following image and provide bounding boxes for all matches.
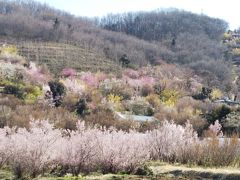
[0,119,238,179]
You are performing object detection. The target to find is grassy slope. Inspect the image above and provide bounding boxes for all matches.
[1,39,121,74]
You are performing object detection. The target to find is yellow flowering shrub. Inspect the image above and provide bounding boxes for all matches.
[0,45,18,55]
[0,45,26,65]
[160,89,180,106]
[107,94,123,111]
[223,32,231,40]
[24,85,43,103]
[107,94,122,103]
[210,88,223,100]
[232,48,240,56]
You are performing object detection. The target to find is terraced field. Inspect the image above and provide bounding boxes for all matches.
[1,39,121,74]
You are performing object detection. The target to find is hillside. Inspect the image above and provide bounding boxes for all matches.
[0,39,120,74]
[0,0,233,91]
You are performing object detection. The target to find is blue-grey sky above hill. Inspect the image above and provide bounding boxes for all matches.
[36,0,239,30]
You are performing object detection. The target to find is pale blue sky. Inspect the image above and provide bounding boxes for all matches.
[36,0,240,30]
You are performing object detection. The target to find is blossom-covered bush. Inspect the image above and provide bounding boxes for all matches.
[0,62,17,80]
[7,120,62,178]
[207,120,223,137]
[61,68,77,79]
[26,62,50,84]
[96,129,149,173]
[123,69,139,79]
[0,126,12,168]
[57,122,100,175]
[80,71,99,88]
[60,78,85,95]
[149,120,198,161]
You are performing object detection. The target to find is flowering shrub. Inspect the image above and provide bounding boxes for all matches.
[0,45,18,55]
[26,62,50,84]
[60,78,85,95]
[24,85,43,103]
[123,69,139,79]
[149,121,198,161]
[57,123,100,175]
[0,120,149,177]
[160,89,180,106]
[0,126,12,168]
[107,94,123,111]
[123,76,155,90]
[210,88,223,100]
[207,120,223,137]
[0,62,25,80]
[97,130,149,173]
[80,72,99,88]
[3,83,43,103]
[7,120,62,178]
[61,68,77,79]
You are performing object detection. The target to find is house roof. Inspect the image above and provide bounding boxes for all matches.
[115,112,155,122]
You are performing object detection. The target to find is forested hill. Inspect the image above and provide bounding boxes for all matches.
[98,10,228,41]
[0,0,233,90]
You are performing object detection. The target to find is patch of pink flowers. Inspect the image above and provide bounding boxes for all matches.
[26,62,50,84]
[61,68,77,79]
[123,69,139,79]
[80,71,99,88]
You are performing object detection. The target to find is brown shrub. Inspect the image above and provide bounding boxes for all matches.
[195,135,240,167]
[84,108,138,131]
[61,93,80,112]
[141,85,154,97]
[0,94,23,110]
[155,97,207,133]
[8,103,78,130]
